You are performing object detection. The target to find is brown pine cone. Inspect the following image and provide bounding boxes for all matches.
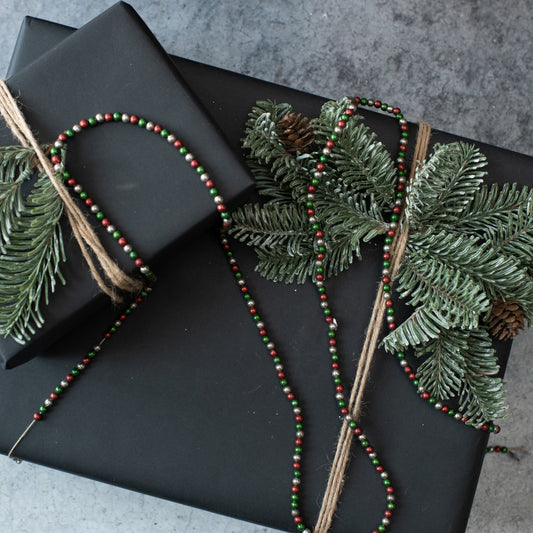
[277,112,315,154]
[487,299,525,341]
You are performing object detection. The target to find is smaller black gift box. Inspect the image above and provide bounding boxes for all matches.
[2,8,533,533]
[0,2,253,369]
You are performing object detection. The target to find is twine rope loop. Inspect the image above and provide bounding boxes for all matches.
[0,80,142,301]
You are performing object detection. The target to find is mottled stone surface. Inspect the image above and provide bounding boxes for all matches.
[0,1,531,532]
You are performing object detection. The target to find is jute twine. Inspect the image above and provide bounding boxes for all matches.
[313,121,432,533]
[0,80,142,301]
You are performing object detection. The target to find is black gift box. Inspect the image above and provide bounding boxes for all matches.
[0,2,253,369]
[1,7,533,533]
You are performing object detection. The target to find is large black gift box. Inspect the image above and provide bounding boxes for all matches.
[0,2,253,369]
[2,6,532,533]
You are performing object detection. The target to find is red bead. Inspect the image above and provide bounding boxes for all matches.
[337,120,346,128]
[287,393,295,400]
[205,180,215,188]
[85,198,93,207]
[316,231,324,238]
[382,276,391,284]
[79,119,89,128]
[441,406,449,413]
[385,510,393,518]
[482,423,489,431]
[216,205,226,213]
[325,317,333,323]
[461,417,469,423]
[295,439,303,446]
[354,97,361,103]
[403,366,412,373]
[354,428,362,436]
[153,125,162,134]
[51,155,61,164]
[393,206,401,214]
[388,322,396,330]
[336,385,344,392]
[249,308,256,315]
[67,179,77,187]
[66,374,74,383]
[317,254,325,260]
[392,108,401,115]
[376,465,384,472]
[82,358,91,365]
[495,446,501,452]
[397,184,405,191]
[329,339,337,346]
[307,209,315,216]
[320,294,328,301]
[231,265,238,272]
[58,133,68,142]
[118,238,127,247]
[397,163,405,171]
[101,219,110,227]
[190,160,199,168]
[315,274,323,281]
[374,100,381,108]
[240,286,248,293]
[385,300,393,307]
[270,350,277,357]
[386,487,395,494]
[33,413,42,421]
[174,140,183,148]
[134,259,144,268]
[105,333,112,339]
[292,486,300,493]
[400,124,408,132]
[104,113,113,122]
[408,373,416,380]
[387,229,396,237]
[293,462,301,469]
[120,315,127,321]
[326,140,335,148]
[316,163,325,172]
[341,408,349,415]
[366,446,374,454]
[129,115,139,124]
[295,415,303,423]
[260,329,268,337]
[422,392,430,400]
[383,253,390,260]
[344,109,354,116]
[294,517,303,524]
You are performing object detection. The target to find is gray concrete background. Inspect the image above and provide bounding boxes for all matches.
[0,1,531,532]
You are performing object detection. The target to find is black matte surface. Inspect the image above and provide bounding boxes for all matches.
[0,2,253,368]
[1,9,532,533]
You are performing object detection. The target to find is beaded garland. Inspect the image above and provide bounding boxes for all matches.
[8,100,499,533]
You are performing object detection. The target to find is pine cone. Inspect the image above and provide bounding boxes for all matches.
[277,113,315,154]
[487,299,525,341]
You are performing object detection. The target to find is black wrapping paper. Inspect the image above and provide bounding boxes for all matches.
[1,8,532,533]
[0,2,253,368]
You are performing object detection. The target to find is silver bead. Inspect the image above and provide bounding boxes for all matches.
[123,244,132,253]
[387,494,395,502]
[237,279,245,286]
[400,359,408,367]
[308,216,316,223]
[368,452,377,459]
[54,164,62,172]
[344,414,353,422]
[315,260,323,267]
[77,363,85,370]
[347,104,356,110]
[167,134,176,143]
[54,140,64,148]
[72,124,82,133]
[185,153,194,162]
[387,315,395,323]
[382,269,390,276]
[322,147,331,155]
[335,393,344,400]
[296,430,304,438]
[291,510,300,517]
[332,370,340,377]
[380,472,388,479]
[200,173,209,182]
[320,302,329,309]
[314,171,323,179]
[328,323,336,330]
[140,266,150,274]
[267,342,275,350]
[145,121,154,131]
[60,380,69,388]
[387,106,393,113]
[293,407,301,415]
[229,258,237,265]
[115,321,122,327]
[121,113,130,123]
[435,402,443,410]
[220,238,228,245]
[90,205,99,213]
[329,347,337,354]
[283,387,291,394]
[73,185,83,193]
[454,413,462,420]
[247,300,255,307]
[367,99,374,106]
[292,478,301,485]
[383,292,391,300]
[382,518,390,526]
[418,386,425,393]
[398,177,406,183]
[106,225,115,233]
[334,127,342,133]
[389,222,397,229]
[395,199,402,206]
[307,193,314,200]
[93,345,101,352]
[214,195,224,204]
[130,303,137,310]
[315,280,323,287]
[256,322,265,329]
[293,454,301,462]
[400,138,408,145]
[396,157,405,164]
[303,529,312,533]
[399,118,407,125]
[383,245,391,252]
[358,434,366,441]
[275,364,283,371]
[316,239,324,246]
[95,113,104,123]
[44,399,53,407]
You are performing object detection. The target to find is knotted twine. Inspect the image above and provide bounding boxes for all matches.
[0,80,142,301]
[313,121,432,533]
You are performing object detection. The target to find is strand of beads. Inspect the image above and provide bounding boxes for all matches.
[308,97,400,533]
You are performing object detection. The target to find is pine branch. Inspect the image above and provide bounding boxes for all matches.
[405,143,487,228]
[0,172,65,343]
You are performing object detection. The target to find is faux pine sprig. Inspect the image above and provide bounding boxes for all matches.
[0,145,65,344]
[230,98,533,426]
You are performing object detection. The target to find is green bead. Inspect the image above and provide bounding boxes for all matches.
[306,201,314,208]
[291,400,299,407]
[383,260,390,268]
[279,379,288,386]
[341,114,348,120]
[209,188,218,196]
[328,331,335,338]
[383,284,391,292]
[221,212,230,219]
[397,352,405,359]
[129,251,138,259]
[316,266,324,274]
[378,526,386,532]
[294,470,301,477]
[387,308,395,315]
[401,131,409,138]
[381,103,388,110]
[291,502,299,509]
[398,150,406,157]
[398,169,405,176]
[318,246,326,253]
[296,423,303,431]
[262,336,270,344]
[330,134,338,141]
[125,308,132,314]
[96,211,104,220]
[160,129,169,138]
[333,377,341,385]
[331,354,339,361]
[448,409,455,416]
[502,447,508,453]
[323,308,331,316]
[428,397,437,404]
[311,178,320,186]
[235,272,242,279]
[320,155,328,163]
[39,405,47,413]
[226,251,233,258]
[88,350,96,358]
[65,129,74,137]
[297,524,305,532]
[294,446,302,453]
[413,379,419,386]
[317,286,326,293]
[396,192,404,199]
[55,386,63,394]
[253,315,261,322]
[112,231,122,239]
[113,112,121,121]
[361,440,369,447]
[349,421,357,429]
[291,494,299,501]
[50,147,59,155]
[273,357,281,364]
[110,327,117,334]
[71,369,79,376]
[312,223,320,231]
[391,214,399,222]
[79,192,88,200]
[372,459,380,466]
[196,166,205,174]
[243,293,251,300]
[383,479,391,486]
[138,118,147,127]
[361,98,368,105]
[338,400,346,407]
[179,147,188,155]
[88,117,97,127]
[384,237,393,245]
[396,113,403,119]
[62,171,70,180]
[388,503,395,510]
